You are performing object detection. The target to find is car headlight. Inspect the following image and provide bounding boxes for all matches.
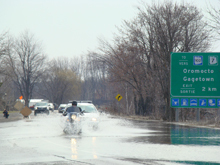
[71,114,77,120]
[92,118,97,122]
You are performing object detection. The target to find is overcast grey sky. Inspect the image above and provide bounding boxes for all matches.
[0,0,219,59]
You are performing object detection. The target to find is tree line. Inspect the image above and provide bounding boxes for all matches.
[0,1,219,121]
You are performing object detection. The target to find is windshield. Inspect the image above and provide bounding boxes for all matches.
[66,103,72,108]
[78,104,98,113]
[35,102,48,106]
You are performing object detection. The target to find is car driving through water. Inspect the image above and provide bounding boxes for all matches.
[77,101,100,130]
[34,102,50,116]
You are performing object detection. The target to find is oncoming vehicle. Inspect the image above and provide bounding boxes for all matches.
[48,103,54,112]
[29,99,43,110]
[34,102,50,116]
[77,101,100,130]
[62,101,83,134]
[58,104,67,113]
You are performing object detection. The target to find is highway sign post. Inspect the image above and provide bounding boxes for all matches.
[170,52,220,108]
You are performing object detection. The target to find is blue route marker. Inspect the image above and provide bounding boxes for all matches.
[217,99,220,106]
[190,99,197,106]
[181,99,188,106]
[199,99,207,106]
[208,99,216,107]
[172,99,179,106]
[193,56,203,65]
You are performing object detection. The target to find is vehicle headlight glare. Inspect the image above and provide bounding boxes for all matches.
[92,118,97,122]
[71,115,77,120]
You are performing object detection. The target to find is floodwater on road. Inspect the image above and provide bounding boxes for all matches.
[128,120,220,145]
[0,112,220,165]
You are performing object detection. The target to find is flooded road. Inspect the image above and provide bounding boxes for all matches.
[0,112,220,165]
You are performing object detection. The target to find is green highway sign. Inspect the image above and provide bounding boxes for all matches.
[170,52,220,108]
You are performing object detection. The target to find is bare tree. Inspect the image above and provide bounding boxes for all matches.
[70,56,86,78]
[77,52,110,105]
[96,1,211,120]
[0,31,8,58]
[207,0,220,38]
[36,58,82,105]
[2,31,47,106]
[137,2,211,120]
[0,32,16,110]
[97,37,154,115]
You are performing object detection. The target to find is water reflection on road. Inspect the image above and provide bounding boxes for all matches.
[126,120,171,144]
[171,125,220,146]
[64,118,220,164]
[125,120,220,165]
[127,120,220,146]
[70,137,98,160]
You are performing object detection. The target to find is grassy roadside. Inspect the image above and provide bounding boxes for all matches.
[0,110,20,113]
[0,111,23,122]
[8,110,20,114]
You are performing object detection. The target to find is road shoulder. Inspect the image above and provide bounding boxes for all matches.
[0,111,23,123]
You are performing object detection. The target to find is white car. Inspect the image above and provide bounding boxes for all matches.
[34,102,50,116]
[62,101,99,131]
[48,103,54,111]
[77,101,100,130]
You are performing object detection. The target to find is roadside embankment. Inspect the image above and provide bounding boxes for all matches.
[113,114,220,129]
[0,111,23,123]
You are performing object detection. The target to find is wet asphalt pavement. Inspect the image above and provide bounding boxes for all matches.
[0,111,220,165]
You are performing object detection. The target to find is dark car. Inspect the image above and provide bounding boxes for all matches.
[53,103,59,110]
[34,102,50,116]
